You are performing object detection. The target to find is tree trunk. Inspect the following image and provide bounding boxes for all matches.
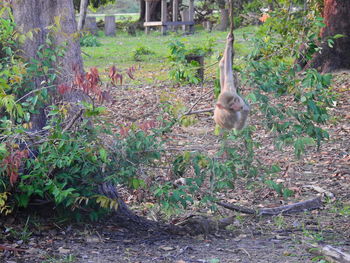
[11,0,83,83]
[77,0,89,31]
[10,0,165,231]
[307,0,350,73]
[11,0,84,131]
[139,0,145,21]
[217,8,229,31]
[139,0,162,22]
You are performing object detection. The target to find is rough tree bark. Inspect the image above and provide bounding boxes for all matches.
[216,0,229,31]
[11,0,83,84]
[139,0,162,22]
[11,0,84,131]
[77,0,89,31]
[9,0,166,231]
[307,0,350,73]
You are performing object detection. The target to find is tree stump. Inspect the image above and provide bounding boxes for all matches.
[104,15,116,37]
[185,54,204,81]
[84,17,98,35]
[127,25,136,36]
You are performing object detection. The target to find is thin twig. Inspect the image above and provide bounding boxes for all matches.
[62,109,84,133]
[81,50,91,57]
[185,89,213,115]
[185,108,214,115]
[15,85,55,103]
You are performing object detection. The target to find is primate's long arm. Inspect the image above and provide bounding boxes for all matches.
[220,33,235,94]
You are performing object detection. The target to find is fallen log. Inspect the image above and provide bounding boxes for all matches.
[305,242,350,263]
[217,196,323,216]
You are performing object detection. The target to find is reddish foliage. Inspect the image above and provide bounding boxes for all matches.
[74,72,85,90]
[126,66,136,80]
[57,64,139,103]
[2,149,29,185]
[109,65,123,85]
[57,84,71,95]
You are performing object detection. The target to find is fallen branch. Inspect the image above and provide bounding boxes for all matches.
[183,86,213,117]
[216,202,255,214]
[217,196,323,216]
[305,242,350,263]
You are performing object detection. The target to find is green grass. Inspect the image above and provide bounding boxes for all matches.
[81,26,258,84]
[86,13,139,22]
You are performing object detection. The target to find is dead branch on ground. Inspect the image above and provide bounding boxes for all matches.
[305,242,350,263]
[217,196,323,216]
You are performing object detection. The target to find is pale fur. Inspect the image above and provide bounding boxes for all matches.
[214,33,250,130]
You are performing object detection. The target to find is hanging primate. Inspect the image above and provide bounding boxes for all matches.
[214,33,250,130]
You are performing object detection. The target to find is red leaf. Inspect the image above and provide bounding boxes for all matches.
[116,73,123,85]
[3,149,29,185]
[57,84,71,95]
[109,65,116,80]
[126,69,134,80]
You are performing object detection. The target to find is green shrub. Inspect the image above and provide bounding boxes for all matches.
[132,46,155,61]
[0,4,337,218]
[242,7,335,158]
[167,38,215,84]
[80,33,101,47]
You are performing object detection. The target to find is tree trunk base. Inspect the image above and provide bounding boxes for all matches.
[99,183,233,236]
[306,42,350,73]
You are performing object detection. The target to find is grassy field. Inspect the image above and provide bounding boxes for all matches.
[81,26,258,85]
[86,13,139,21]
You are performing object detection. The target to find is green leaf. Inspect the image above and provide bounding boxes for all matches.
[99,148,107,162]
[333,34,345,39]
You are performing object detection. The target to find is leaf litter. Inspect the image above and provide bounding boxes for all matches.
[1,72,350,263]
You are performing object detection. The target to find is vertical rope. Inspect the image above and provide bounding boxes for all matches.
[229,0,234,36]
[229,0,235,68]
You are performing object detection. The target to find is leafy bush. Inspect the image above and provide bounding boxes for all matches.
[242,7,335,158]
[0,15,25,121]
[0,4,337,218]
[80,33,101,47]
[167,38,215,84]
[132,46,155,61]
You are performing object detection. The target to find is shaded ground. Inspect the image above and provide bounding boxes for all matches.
[1,72,349,263]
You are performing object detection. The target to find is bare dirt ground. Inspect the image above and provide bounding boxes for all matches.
[1,72,349,263]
